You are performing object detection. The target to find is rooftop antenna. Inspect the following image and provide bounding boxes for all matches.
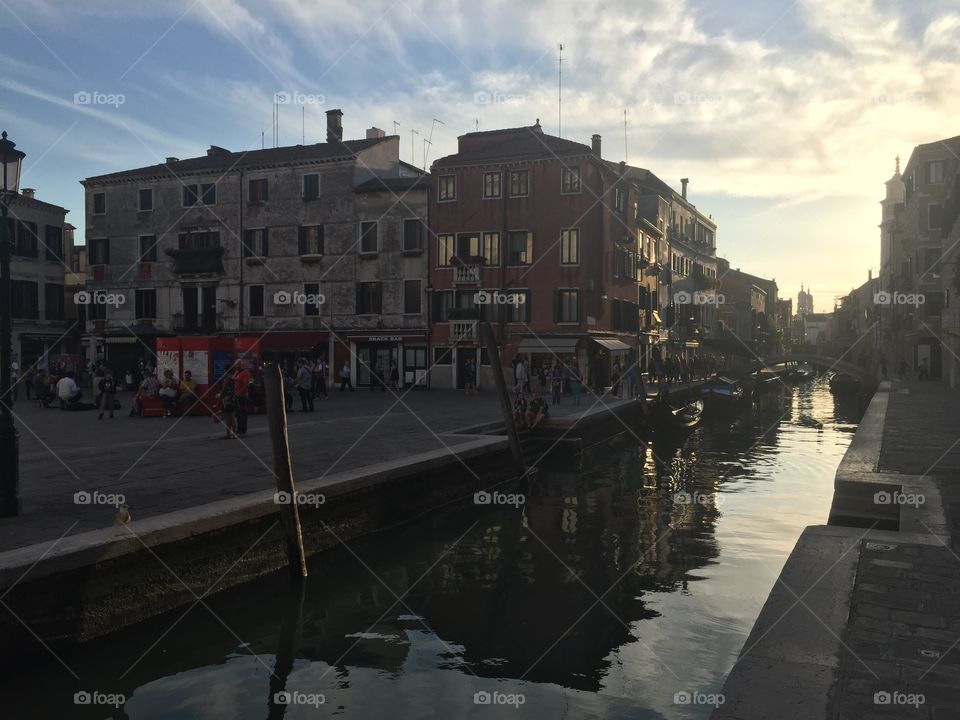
[425,118,445,167]
[393,120,400,136]
[411,129,419,165]
[301,106,305,144]
[423,138,432,170]
[558,43,564,137]
[623,109,628,162]
[261,130,264,150]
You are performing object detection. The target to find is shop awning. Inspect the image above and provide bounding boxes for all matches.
[593,338,632,352]
[517,337,579,354]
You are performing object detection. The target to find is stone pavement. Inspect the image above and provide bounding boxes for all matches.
[834,379,960,719]
[0,385,637,553]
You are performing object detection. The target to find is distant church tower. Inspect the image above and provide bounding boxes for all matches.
[797,284,814,317]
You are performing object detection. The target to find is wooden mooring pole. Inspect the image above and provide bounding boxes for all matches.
[263,363,308,579]
[480,322,525,473]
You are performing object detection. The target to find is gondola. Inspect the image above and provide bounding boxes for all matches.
[700,376,744,404]
[829,372,860,396]
[784,364,815,382]
[653,398,703,430]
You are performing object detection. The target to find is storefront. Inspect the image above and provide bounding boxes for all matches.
[348,331,428,388]
[15,332,65,372]
[590,337,633,390]
[258,331,329,371]
[516,336,582,388]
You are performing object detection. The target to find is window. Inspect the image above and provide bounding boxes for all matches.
[404,279,422,314]
[483,172,501,198]
[357,281,382,314]
[303,282,320,316]
[481,232,500,265]
[89,237,110,265]
[303,173,320,200]
[928,204,943,230]
[432,290,454,321]
[403,219,425,251]
[509,170,529,197]
[45,225,63,261]
[438,175,456,201]
[45,283,64,320]
[249,285,264,317]
[923,247,941,275]
[139,235,158,262]
[614,188,625,212]
[11,280,39,319]
[433,347,452,365]
[507,230,532,265]
[249,178,269,203]
[87,297,106,321]
[560,228,579,265]
[183,183,216,206]
[928,160,945,184]
[92,192,106,215]
[506,290,530,322]
[555,289,580,323]
[438,234,455,266]
[243,228,269,257]
[456,233,480,259]
[135,289,157,319]
[16,221,38,257]
[138,188,153,211]
[178,230,220,250]
[359,221,378,253]
[299,225,324,255]
[561,166,581,193]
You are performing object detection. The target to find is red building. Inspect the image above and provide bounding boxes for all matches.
[427,121,650,390]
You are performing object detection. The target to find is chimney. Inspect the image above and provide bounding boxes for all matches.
[681,178,689,199]
[166,157,179,164]
[868,269,873,281]
[206,145,230,157]
[366,127,386,140]
[326,109,344,143]
[591,134,601,157]
[21,188,35,199]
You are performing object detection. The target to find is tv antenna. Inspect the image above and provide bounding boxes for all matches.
[410,129,419,165]
[558,43,564,137]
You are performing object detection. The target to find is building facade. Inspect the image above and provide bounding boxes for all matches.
[80,110,430,386]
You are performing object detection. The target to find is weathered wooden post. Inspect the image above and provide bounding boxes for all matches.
[263,363,308,578]
[480,322,525,473]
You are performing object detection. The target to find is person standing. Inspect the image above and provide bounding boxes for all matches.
[317,358,328,399]
[389,362,400,390]
[372,357,386,392]
[339,361,354,391]
[219,374,237,439]
[514,355,529,392]
[551,363,563,405]
[296,359,314,412]
[233,361,251,435]
[98,369,117,420]
[464,357,475,395]
[611,360,622,398]
[10,357,19,402]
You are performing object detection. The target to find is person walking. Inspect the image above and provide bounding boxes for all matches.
[218,374,237,439]
[611,360,622,398]
[514,355,529,392]
[551,363,563,405]
[233,361,251,435]
[296,359,314,412]
[339,361,354,391]
[97,369,117,420]
[389,362,400,390]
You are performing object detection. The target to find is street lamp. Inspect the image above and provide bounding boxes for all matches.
[0,130,25,517]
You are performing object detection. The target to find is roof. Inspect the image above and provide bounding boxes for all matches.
[903,134,960,175]
[83,137,391,184]
[354,174,430,193]
[3,191,68,216]
[433,125,594,167]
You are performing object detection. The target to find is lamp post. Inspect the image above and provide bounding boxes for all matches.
[0,130,25,517]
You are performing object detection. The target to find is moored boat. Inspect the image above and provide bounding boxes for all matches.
[701,376,744,404]
[829,372,860,395]
[654,398,703,430]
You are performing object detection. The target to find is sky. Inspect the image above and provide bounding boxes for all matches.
[2,0,959,313]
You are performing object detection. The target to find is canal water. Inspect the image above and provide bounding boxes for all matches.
[5,379,863,720]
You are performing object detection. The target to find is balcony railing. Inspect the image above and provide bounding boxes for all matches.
[453,264,481,284]
[450,320,478,342]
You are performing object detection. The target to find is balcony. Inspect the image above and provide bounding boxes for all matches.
[165,247,225,276]
[453,264,481,284]
[172,313,222,334]
[450,320,478,342]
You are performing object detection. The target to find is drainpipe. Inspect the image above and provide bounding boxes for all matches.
[238,167,244,333]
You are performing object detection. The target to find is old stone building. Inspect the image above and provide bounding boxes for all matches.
[80,110,429,386]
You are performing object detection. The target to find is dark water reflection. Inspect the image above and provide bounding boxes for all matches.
[3,380,861,719]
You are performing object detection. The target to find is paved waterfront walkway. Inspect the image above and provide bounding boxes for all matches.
[834,379,960,718]
[0,385,644,553]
